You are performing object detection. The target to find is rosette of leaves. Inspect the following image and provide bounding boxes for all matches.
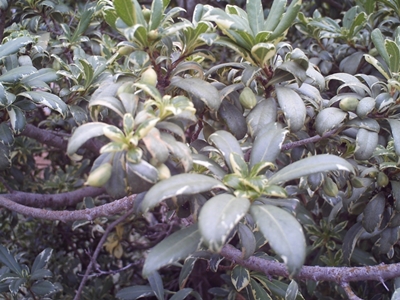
[138,127,355,285]
[0,36,67,170]
[67,77,196,198]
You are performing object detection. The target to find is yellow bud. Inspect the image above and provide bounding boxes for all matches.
[157,163,171,180]
[239,87,257,109]
[377,172,389,187]
[140,67,157,87]
[85,163,112,187]
[339,97,359,111]
[142,7,151,22]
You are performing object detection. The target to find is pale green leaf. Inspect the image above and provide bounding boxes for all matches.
[148,272,164,300]
[208,130,243,172]
[269,0,302,41]
[371,28,391,69]
[140,174,226,212]
[246,0,263,36]
[67,122,107,155]
[31,248,53,275]
[250,123,287,168]
[170,77,221,111]
[114,0,136,26]
[0,66,37,83]
[89,96,126,118]
[250,204,306,276]
[275,86,306,132]
[192,153,227,180]
[30,280,56,296]
[388,119,400,156]
[0,245,22,276]
[116,285,155,300]
[126,160,158,184]
[342,222,365,265]
[354,128,378,160]
[169,288,193,300]
[363,192,385,233]
[7,106,26,134]
[149,0,164,30]
[142,224,202,277]
[364,54,391,80]
[18,91,68,117]
[199,194,250,252]
[385,39,400,73]
[264,0,285,31]
[246,97,277,136]
[268,154,354,185]
[0,37,32,60]
[315,107,347,136]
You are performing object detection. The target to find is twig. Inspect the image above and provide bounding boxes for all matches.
[0,194,136,222]
[5,186,105,208]
[220,244,400,283]
[281,129,338,151]
[340,282,363,300]
[73,207,135,300]
[21,124,103,155]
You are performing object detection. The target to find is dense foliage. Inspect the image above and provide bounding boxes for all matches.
[2,0,400,299]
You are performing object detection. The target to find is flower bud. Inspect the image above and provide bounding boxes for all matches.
[339,97,359,111]
[239,87,257,109]
[323,177,338,197]
[140,67,157,86]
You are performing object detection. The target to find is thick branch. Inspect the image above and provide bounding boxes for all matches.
[21,124,103,155]
[221,244,400,282]
[0,194,135,222]
[4,186,105,208]
[74,207,135,300]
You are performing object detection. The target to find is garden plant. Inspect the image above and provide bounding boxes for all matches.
[2,0,400,299]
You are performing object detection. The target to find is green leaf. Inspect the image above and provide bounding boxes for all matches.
[268,154,354,185]
[285,280,299,300]
[89,96,126,118]
[170,77,221,111]
[0,37,32,60]
[8,105,26,134]
[238,223,256,259]
[208,130,244,173]
[21,68,59,86]
[70,8,95,43]
[142,224,202,277]
[67,122,107,155]
[371,28,391,69]
[0,66,37,83]
[179,257,197,289]
[246,97,277,136]
[231,265,250,292]
[246,0,263,36]
[269,0,302,41]
[363,192,385,233]
[275,86,306,132]
[388,119,400,156]
[386,39,400,73]
[250,204,306,276]
[116,285,155,300]
[248,278,273,300]
[114,0,136,26]
[250,123,287,168]
[251,43,276,67]
[364,54,391,80]
[315,107,347,136]
[264,0,285,31]
[30,280,56,296]
[0,245,22,276]
[126,160,158,184]
[31,248,53,275]
[149,0,164,30]
[18,91,68,117]
[0,143,11,170]
[199,194,250,252]
[140,174,226,212]
[0,123,13,146]
[147,272,164,300]
[169,288,193,300]
[354,128,378,160]
[342,222,365,265]
[192,153,227,180]
[218,99,247,139]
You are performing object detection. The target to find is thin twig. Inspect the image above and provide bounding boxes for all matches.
[281,129,338,151]
[73,207,135,300]
[0,194,136,222]
[340,282,363,300]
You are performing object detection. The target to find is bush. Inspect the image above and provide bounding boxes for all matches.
[1,0,400,299]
